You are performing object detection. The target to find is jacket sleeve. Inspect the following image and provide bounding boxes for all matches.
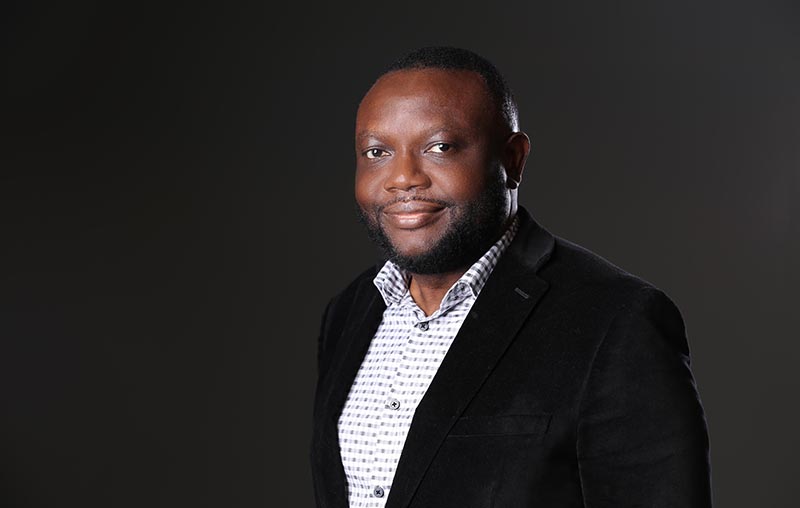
[576,287,713,507]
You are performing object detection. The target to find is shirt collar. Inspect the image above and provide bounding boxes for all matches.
[373,216,519,309]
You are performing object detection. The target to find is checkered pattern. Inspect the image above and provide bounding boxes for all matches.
[337,217,519,507]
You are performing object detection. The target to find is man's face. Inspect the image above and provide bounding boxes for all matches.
[355,68,516,274]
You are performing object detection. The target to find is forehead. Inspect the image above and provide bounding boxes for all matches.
[356,69,495,134]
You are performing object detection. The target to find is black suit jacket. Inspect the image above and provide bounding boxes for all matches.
[311,209,712,508]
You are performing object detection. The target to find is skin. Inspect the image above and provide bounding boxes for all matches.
[355,68,531,316]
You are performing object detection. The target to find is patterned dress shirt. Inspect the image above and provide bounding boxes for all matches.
[337,217,519,507]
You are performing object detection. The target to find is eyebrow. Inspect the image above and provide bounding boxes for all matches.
[355,127,464,143]
[355,131,378,142]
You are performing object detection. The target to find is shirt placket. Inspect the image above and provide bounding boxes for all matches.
[369,307,412,505]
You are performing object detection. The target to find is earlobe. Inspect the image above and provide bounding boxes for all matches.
[504,131,531,187]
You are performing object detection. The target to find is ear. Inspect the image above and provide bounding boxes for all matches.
[503,132,531,189]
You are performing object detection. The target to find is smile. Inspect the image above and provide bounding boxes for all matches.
[381,201,447,230]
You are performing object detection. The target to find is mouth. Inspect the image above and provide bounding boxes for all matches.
[381,200,447,230]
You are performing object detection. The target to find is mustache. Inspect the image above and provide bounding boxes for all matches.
[377,196,452,213]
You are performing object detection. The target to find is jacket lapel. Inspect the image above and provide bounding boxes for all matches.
[319,289,386,427]
[314,280,386,508]
[385,211,554,508]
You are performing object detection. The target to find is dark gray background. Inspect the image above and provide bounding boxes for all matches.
[2,1,798,506]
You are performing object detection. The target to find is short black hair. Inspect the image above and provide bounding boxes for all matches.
[384,46,520,131]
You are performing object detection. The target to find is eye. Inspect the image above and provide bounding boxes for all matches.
[427,143,452,154]
[364,148,389,159]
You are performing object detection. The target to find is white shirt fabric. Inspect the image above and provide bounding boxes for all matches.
[337,217,519,508]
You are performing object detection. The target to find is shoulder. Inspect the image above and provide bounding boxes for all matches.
[514,232,686,355]
[325,264,382,315]
[507,210,673,315]
[543,235,676,313]
[318,264,382,342]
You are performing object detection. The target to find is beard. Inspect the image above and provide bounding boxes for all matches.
[357,171,511,275]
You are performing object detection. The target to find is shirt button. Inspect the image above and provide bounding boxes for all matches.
[373,486,385,498]
[417,321,429,331]
[387,398,401,410]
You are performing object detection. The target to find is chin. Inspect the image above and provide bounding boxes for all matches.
[386,233,443,257]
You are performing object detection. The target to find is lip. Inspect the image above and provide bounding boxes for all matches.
[382,201,446,230]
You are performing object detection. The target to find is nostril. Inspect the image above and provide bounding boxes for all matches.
[384,158,431,192]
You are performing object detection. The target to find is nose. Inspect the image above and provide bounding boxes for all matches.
[383,152,431,193]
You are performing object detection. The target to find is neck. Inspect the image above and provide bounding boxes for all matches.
[408,269,467,317]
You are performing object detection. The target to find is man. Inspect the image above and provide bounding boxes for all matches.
[311,47,712,508]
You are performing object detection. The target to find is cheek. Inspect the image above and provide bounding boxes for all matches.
[430,169,492,202]
[354,170,380,210]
